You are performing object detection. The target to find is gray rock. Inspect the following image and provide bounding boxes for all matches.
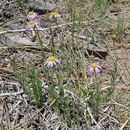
[0,33,35,46]
[28,0,55,12]
[83,41,108,59]
[88,42,107,52]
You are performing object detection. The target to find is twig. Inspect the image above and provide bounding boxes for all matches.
[100,111,119,124]
[101,86,111,91]
[49,95,59,107]
[64,89,75,96]
[87,107,98,125]
[111,99,129,110]
[96,116,108,126]
[4,99,11,129]
[9,106,45,130]
[119,118,129,130]
[0,90,23,97]
[9,101,22,113]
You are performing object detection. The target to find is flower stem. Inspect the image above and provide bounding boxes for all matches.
[94,71,100,121]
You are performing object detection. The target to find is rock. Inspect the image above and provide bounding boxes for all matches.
[110,5,121,13]
[0,33,36,46]
[83,41,108,59]
[28,0,55,13]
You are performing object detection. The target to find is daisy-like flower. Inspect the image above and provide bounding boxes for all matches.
[88,62,102,74]
[44,56,61,67]
[26,20,40,30]
[49,12,61,19]
[26,11,38,20]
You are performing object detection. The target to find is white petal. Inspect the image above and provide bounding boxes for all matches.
[44,61,48,66]
[55,58,61,64]
[97,64,102,69]
[53,61,57,65]
[47,62,51,67]
[50,62,53,67]
[95,67,100,73]
[88,64,91,68]
[88,67,93,73]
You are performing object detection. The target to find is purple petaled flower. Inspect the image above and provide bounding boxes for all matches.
[26,11,38,20]
[26,20,40,30]
[44,56,61,67]
[49,12,62,19]
[88,62,102,74]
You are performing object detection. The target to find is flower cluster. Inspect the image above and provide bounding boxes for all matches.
[25,11,103,74]
[25,11,62,68]
[26,11,61,29]
[26,11,40,30]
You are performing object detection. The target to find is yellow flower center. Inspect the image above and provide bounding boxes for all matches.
[51,12,58,16]
[28,11,34,15]
[28,20,35,25]
[112,34,116,40]
[91,63,97,68]
[48,56,55,61]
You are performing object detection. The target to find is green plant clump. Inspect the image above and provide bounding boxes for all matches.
[11,61,43,107]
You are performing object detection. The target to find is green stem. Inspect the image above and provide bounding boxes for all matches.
[85,108,88,130]
[94,72,100,121]
[34,27,46,60]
